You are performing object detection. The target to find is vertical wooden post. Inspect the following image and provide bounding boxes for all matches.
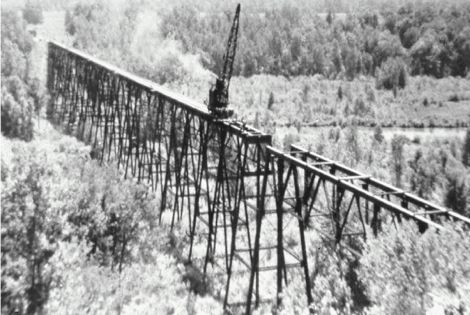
[276,158,285,307]
[293,166,314,312]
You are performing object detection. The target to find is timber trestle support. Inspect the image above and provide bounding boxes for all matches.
[47,41,470,314]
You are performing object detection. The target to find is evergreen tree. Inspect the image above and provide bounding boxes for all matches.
[1,9,39,141]
[326,11,333,25]
[391,135,407,188]
[373,125,384,143]
[445,172,468,216]
[376,57,408,90]
[337,86,343,101]
[463,128,470,167]
[253,112,260,129]
[22,1,44,25]
[267,92,275,110]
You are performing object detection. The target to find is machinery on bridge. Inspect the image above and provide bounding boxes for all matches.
[208,4,240,119]
[47,25,470,313]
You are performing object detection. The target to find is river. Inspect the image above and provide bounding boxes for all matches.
[366,127,467,141]
[277,126,468,146]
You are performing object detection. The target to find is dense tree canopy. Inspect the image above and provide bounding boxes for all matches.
[360,223,470,314]
[158,2,470,83]
[1,9,45,141]
[22,1,44,25]
[64,1,470,94]
[2,1,469,313]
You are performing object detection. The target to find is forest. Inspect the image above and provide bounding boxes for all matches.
[62,0,470,128]
[64,0,470,80]
[1,0,470,314]
[160,2,470,80]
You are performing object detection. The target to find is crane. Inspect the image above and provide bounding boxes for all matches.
[208,4,240,119]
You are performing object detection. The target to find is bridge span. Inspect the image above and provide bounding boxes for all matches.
[46,41,470,313]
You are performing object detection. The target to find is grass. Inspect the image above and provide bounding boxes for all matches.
[165,73,470,129]
[228,75,470,128]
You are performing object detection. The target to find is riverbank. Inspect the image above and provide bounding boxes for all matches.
[276,126,468,148]
[278,119,470,129]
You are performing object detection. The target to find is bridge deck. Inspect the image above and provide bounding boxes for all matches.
[289,145,470,226]
[49,41,271,143]
[47,41,470,314]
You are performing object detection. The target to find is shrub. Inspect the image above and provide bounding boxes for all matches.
[408,149,441,199]
[2,142,63,313]
[22,2,44,25]
[373,125,384,143]
[1,9,43,141]
[376,57,408,90]
[1,10,34,54]
[359,223,470,314]
[412,136,421,144]
[1,39,27,78]
[45,240,205,315]
[422,97,429,106]
[1,134,157,313]
[267,91,275,110]
[353,97,368,116]
[280,239,355,314]
[337,85,343,100]
[1,79,34,141]
[462,128,470,167]
[391,135,408,187]
[448,94,460,102]
[445,171,468,216]
[283,132,300,151]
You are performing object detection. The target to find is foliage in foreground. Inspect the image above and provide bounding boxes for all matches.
[1,8,47,141]
[1,124,469,314]
[265,222,470,315]
[0,127,222,314]
[359,223,470,314]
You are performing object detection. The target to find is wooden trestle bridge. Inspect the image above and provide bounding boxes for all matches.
[47,41,470,314]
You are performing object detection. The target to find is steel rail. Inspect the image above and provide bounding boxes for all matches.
[291,144,470,226]
[47,41,470,314]
[268,146,443,230]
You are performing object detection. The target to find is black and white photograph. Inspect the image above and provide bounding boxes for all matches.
[1,0,470,314]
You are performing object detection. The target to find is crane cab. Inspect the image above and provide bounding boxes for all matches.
[207,4,239,120]
[208,78,233,119]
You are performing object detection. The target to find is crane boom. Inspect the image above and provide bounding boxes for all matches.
[221,3,240,94]
[208,4,241,119]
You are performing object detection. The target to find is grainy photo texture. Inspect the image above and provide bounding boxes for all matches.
[1,0,470,314]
